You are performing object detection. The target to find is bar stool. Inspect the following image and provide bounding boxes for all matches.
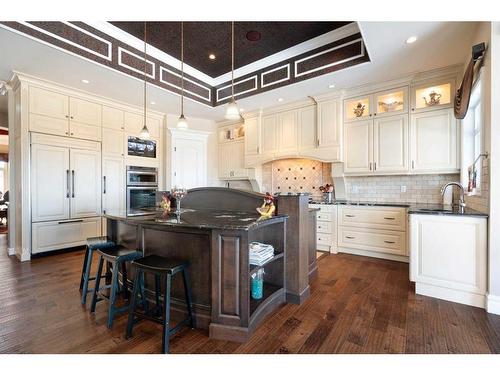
[90,245,143,328]
[125,255,195,354]
[79,236,115,305]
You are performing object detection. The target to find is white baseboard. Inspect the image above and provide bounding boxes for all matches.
[416,282,485,308]
[486,294,500,315]
[338,246,409,263]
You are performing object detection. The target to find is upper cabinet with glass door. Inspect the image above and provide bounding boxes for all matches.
[374,87,408,118]
[411,77,456,113]
[344,96,371,122]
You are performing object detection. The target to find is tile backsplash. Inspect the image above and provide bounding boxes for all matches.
[261,158,463,205]
[344,174,460,204]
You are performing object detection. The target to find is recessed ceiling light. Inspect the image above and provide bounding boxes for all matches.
[406,36,418,44]
[329,84,335,89]
[81,79,90,84]
[278,98,284,102]
[209,53,216,60]
[150,101,156,105]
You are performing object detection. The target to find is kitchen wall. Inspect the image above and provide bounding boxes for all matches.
[344,174,460,204]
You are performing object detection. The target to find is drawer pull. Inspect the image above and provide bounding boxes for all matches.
[384,217,395,220]
[384,240,396,244]
[58,219,84,224]
[345,214,355,218]
[346,236,355,239]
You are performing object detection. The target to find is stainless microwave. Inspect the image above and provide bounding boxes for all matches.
[126,166,158,186]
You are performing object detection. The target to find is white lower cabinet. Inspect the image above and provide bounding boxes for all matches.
[32,217,101,254]
[309,204,337,253]
[337,205,408,261]
[409,214,487,308]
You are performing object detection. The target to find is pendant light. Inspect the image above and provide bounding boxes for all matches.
[140,21,151,139]
[177,21,188,129]
[225,21,241,120]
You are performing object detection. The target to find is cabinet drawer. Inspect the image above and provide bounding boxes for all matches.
[338,226,406,256]
[316,212,332,221]
[317,233,332,245]
[338,206,406,231]
[32,217,101,254]
[316,221,332,233]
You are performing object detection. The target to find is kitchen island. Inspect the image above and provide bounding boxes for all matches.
[105,188,288,342]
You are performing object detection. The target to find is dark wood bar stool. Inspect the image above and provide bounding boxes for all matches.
[90,245,143,328]
[79,236,115,305]
[125,255,195,354]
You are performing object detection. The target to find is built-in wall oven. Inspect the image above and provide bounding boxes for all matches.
[126,166,158,216]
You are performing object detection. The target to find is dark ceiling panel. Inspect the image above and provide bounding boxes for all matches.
[110,21,352,78]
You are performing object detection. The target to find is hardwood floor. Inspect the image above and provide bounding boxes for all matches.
[1,234,500,354]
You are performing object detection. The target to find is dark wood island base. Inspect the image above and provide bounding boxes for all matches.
[105,188,292,342]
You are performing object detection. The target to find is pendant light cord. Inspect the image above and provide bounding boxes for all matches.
[143,21,147,128]
[181,21,184,115]
[231,21,235,100]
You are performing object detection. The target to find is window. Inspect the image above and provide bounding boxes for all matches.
[461,73,483,195]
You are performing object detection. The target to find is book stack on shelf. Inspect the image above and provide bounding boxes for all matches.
[249,242,275,266]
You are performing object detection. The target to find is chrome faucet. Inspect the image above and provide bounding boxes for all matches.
[441,182,466,213]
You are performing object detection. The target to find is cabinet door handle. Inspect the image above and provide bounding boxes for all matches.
[345,214,355,218]
[58,219,83,224]
[257,146,259,153]
[369,162,372,171]
[384,240,396,244]
[317,139,320,147]
[346,236,355,239]
[103,176,107,194]
[65,115,69,119]
[384,217,395,220]
[66,169,70,198]
[412,160,415,169]
[374,162,377,171]
[71,170,75,198]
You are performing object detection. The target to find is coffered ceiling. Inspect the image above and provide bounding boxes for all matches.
[110,21,351,78]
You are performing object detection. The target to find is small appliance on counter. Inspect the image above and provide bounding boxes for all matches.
[126,166,158,216]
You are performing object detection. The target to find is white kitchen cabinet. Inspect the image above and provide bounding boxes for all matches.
[260,114,278,156]
[410,214,487,308]
[297,105,316,152]
[69,97,102,127]
[31,143,71,222]
[102,127,125,157]
[244,116,260,156]
[70,148,102,218]
[102,156,125,214]
[29,86,103,140]
[309,204,338,253]
[410,108,458,173]
[344,95,371,122]
[32,217,101,254]
[411,77,455,113]
[277,110,298,156]
[338,205,408,261]
[373,114,408,173]
[219,140,248,180]
[344,119,373,173]
[102,106,125,131]
[29,86,69,121]
[317,99,341,148]
[373,87,408,118]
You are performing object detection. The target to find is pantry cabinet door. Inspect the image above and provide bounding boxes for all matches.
[410,108,458,173]
[218,142,232,179]
[344,119,373,174]
[373,114,409,173]
[102,106,125,130]
[102,156,125,214]
[277,110,298,156]
[31,144,70,222]
[244,116,260,155]
[102,128,124,157]
[70,148,102,218]
[69,97,102,127]
[260,114,278,155]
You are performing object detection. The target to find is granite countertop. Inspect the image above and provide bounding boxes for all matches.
[104,209,288,230]
[307,199,488,217]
